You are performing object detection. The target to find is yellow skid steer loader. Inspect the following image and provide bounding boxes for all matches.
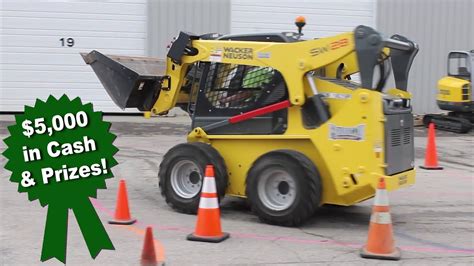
[83,23,419,226]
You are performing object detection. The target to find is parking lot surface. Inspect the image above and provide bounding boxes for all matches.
[1,114,473,265]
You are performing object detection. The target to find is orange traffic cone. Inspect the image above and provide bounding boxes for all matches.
[187,165,229,243]
[141,227,159,266]
[360,178,401,260]
[420,123,443,170]
[109,179,137,225]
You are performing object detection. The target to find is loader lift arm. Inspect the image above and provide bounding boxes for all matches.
[153,26,418,115]
[82,25,418,116]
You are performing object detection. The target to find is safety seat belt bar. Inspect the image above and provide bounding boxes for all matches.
[202,100,291,132]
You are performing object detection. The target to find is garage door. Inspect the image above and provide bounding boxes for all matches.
[231,0,375,38]
[0,0,147,112]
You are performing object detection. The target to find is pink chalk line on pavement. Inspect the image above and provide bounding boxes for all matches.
[90,198,474,255]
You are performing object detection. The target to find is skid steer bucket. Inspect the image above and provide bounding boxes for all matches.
[81,50,167,111]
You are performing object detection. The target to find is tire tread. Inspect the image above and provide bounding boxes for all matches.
[159,142,228,214]
[246,150,321,226]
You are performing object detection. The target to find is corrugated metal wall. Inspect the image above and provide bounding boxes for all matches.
[231,0,376,39]
[147,0,231,58]
[377,0,474,114]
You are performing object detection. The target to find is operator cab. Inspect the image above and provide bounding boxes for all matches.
[448,51,473,81]
[189,17,312,134]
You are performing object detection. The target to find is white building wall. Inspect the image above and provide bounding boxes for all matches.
[0,0,147,112]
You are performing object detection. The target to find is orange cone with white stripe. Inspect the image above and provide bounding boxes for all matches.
[187,165,229,243]
[360,178,401,260]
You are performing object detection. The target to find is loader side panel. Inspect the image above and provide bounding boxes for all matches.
[208,138,338,202]
[384,113,414,175]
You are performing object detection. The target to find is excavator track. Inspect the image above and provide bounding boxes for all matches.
[423,114,473,133]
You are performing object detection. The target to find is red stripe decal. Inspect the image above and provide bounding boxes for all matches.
[229,100,291,124]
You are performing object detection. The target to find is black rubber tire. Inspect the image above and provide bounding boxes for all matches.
[246,150,322,226]
[159,142,228,214]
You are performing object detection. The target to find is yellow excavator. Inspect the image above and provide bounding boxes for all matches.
[82,20,418,226]
[423,51,474,133]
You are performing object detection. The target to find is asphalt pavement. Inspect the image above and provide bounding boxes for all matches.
[1,114,473,265]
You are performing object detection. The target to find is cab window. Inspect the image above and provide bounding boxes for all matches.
[448,53,471,77]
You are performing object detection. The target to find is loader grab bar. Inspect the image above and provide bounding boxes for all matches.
[383,38,415,52]
[202,100,291,132]
[354,25,419,91]
[387,35,419,91]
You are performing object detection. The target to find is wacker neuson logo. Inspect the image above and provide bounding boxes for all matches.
[223,47,253,60]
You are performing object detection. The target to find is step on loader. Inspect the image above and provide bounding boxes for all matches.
[83,21,419,226]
